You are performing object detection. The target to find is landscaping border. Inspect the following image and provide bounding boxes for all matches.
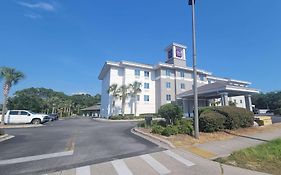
[0,134,14,142]
[132,127,175,148]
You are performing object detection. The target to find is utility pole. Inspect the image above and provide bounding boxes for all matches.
[189,0,199,139]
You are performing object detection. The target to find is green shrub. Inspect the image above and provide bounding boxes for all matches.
[199,111,226,132]
[161,125,179,136]
[158,103,183,125]
[274,108,281,115]
[109,114,139,120]
[214,106,254,129]
[198,107,214,116]
[177,119,193,135]
[139,113,159,118]
[151,125,165,134]
[154,120,167,127]
[137,121,146,128]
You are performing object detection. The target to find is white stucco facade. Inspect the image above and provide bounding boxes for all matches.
[98,43,257,118]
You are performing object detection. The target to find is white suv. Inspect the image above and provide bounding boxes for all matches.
[4,110,49,124]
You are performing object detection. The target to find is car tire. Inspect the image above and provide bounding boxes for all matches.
[31,119,41,125]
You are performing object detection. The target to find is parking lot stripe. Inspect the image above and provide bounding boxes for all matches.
[111,159,133,175]
[164,150,195,167]
[76,166,91,175]
[0,150,74,165]
[140,154,171,175]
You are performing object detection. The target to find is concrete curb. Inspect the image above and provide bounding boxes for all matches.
[132,127,175,149]
[0,134,15,142]
[0,124,43,129]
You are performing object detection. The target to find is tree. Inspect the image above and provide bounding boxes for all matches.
[7,87,101,117]
[118,85,129,116]
[0,67,24,125]
[158,103,183,125]
[129,81,142,116]
[107,84,119,115]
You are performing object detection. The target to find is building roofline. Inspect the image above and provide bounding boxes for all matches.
[207,76,251,85]
[155,62,212,75]
[98,61,119,80]
[165,43,187,50]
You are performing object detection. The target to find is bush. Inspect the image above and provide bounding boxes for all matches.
[161,125,179,136]
[109,114,137,120]
[137,121,146,128]
[139,113,159,118]
[199,111,226,132]
[158,103,183,125]
[177,119,193,135]
[151,125,165,134]
[198,107,214,116]
[214,106,254,129]
[274,108,281,115]
[154,119,167,127]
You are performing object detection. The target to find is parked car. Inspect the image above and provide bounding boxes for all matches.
[48,113,59,121]
[4,110,49,124]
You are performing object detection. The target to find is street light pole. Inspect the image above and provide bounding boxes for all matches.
[189,0,199,139]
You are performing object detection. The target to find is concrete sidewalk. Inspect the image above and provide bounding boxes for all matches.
[193,128,281,159]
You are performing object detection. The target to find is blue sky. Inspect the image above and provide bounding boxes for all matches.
[0,0,281,101]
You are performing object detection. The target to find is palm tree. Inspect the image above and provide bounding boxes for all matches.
[107,84,119,115]
[129,81,142,116]
[118,85,129,116]
[0,67,24,125]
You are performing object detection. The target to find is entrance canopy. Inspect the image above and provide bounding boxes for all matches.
[177,82,259,100]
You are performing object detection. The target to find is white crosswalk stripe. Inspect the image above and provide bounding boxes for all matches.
[45,150,195,175]
[164,150,195,167]
[140,154,171,175]
[76,166,91,175]
[111,159,133,175]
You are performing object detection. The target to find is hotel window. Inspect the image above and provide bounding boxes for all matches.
[166,94,171,101]
[199,74,205,81]
[180,71,184,77]
[136,95,140,101]
[144,71,149,77]
[166,82,171,88]
[180,83,185,89]
[135,69,140,76]
[144,83,150,89]
[166,69,171,76]
[240,100,243,104]
[144,95,150,102]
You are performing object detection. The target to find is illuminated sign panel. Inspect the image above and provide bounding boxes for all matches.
[176,47,183,58]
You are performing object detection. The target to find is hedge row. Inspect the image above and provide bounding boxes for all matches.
[109,113,158,120]
[199,106,254,132]
[199,111,225,132]
[151,119,193,136]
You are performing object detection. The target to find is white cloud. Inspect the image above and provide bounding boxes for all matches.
[18,1,55,11]
[24,13,42,19]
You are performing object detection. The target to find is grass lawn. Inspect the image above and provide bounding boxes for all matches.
[216,138,281,175]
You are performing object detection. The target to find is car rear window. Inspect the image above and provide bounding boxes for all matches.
[20,111,28,115]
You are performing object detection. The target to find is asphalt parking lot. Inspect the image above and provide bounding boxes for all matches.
[0,118,163,175]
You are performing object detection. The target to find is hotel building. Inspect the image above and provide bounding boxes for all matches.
[98,43,258,118]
